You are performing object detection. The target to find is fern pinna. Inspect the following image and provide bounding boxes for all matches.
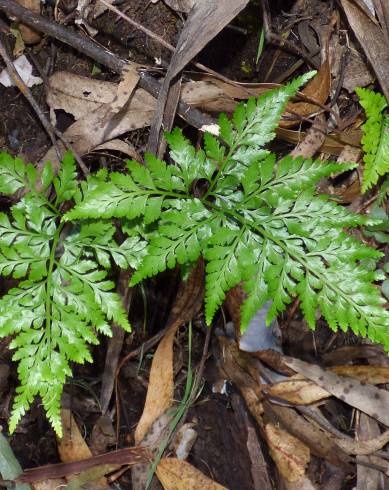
[0,154,145,435]
[67,73,388,345]
[356,87,389,192]
[0,71,388,435]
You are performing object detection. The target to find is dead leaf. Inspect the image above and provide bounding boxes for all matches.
[134,321,181,445]
[32,480,66,490]
[16,0,41,44]
[264,401,352,470]
[101,62,141,135]
[335,429,389,455]
[267,365,389,405]
[147,0,249,154]
[93,139,141,160]
[331,365,389,385]
[57,409,108,488]
[266,377,330,405]
[265,423,310,482]
[135,261,204,444]
[47,71,125,122]
[341,0,389,101]
[58,409,93,462]
[284,357,389,428]
[356,414,388,489]
[156,458,227,490]
[281,60,331,128]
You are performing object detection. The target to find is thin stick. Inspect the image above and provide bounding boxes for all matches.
[0,38,62,161]
[0,37,89,175]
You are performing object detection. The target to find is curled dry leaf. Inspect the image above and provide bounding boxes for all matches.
[93,139,142,161]
[156,458,227,490]
[284,358,389,428]
[265,423,310,482]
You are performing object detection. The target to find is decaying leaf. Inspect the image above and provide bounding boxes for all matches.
[340,0,389,101]
[156,458,227,490]
[57,409,108,488]
[267,365,389,405]
[281,59,331,128]
[134,261,204,444]
[285,358,389,428]
[265,423,310,482]
[335,429,389,455]
[16,0,41,44]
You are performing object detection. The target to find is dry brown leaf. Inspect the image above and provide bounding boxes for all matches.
[341,0,389,101]
[266,378,330,405]
[356,413,388,489]
[58,409,93,462]
[156,458,227,490]
[265,423,310,482]
[331,365,389,385]
[264,401,352,470]
[42,86,155,166]
[336,429,389,455]
[281,60,331,128]
[47,71,129,122]
[134,321,180,445]
[16,0,41,44]
[285,357,389,428]
[154,0,195,13]
[100,62,141,130]
[267,365,389,405]
[134,261,204,444]
[57,409,108,488]
[277,127,361,155]
[93,139,142,160]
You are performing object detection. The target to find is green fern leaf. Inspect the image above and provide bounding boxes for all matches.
[53,152,78,204]
[63,75,389,358]
[0,152,28,195]
[356,87,389,192]
[0,153,135,436]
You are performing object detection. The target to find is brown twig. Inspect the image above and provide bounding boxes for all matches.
[0,37,62,161]
[0,33,89,175]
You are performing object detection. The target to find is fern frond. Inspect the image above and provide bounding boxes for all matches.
[0,155,135,435]
[67,74,389,352]
[356,87,389,192]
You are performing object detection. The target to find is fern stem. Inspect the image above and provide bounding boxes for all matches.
[45,221,64,355]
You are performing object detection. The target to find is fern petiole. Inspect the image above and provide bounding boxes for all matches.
[44,221,64,358]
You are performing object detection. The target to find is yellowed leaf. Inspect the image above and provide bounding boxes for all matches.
[134,322,180,444]
[156,458,227,490]
[265,423,310,482]
[57,409,108,487]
